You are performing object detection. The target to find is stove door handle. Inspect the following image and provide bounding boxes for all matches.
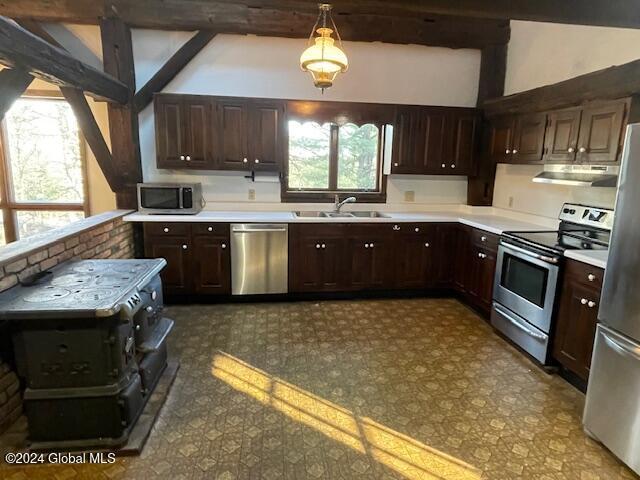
[499,240,559,264]
[493,303,547,341]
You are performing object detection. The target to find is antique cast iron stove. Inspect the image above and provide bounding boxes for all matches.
[0,259,173,449]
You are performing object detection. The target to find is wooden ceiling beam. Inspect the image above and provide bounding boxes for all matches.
[0,16,129,104]
[134,30,216,113]
[483,58,640,115]
[1,0,639,30]
[0,67,33,121]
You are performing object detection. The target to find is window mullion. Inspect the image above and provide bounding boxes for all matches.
[328,124,339,191]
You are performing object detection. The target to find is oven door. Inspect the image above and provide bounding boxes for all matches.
[493,241,560,333]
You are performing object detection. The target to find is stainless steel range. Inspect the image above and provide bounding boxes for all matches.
[0,259,173,449]
[492,203,614,366]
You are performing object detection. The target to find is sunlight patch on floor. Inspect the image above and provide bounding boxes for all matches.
[212,352,481,480]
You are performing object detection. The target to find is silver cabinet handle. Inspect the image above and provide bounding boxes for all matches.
[441,163,446,168]
[186,155,191,161]
[370,243,374,248]
[568,147,575,153]
[180,155,185,160]
[364,243,369,248]
[579,147,587,153]
[481,236,487,242]
[393,225,400,231]
[451,164,456,169]
[588,301,596,308]
[182,244,188,250]
[243,158,248,163]
[512,149,518,154]
[316,244,321,249]
[163,227,170,233]
[424,242,430,248]
[588,273,596,282]
[255,159,260,163]
[208,226,213,232]
[581,298,588,305]
[505,149,511,154]
[321,243,326,249]
[393,162,398,167]
[414,227,420,233]
[221,243,227,249]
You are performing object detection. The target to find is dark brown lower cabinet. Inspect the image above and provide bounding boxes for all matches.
[347,225,394,290]
[143,223,231,296]
[289,224,348,292]
[395,226,437,289]
[553,260,604,381]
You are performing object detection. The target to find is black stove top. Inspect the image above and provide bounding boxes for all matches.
[503,228,610,255]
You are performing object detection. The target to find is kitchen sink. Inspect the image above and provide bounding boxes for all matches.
[294,211,390,218]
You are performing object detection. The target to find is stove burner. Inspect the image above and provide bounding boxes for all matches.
[23,287,71,303]
[95,275,134,288]
[73,288,118,303]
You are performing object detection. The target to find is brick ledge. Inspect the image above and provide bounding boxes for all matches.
[0,210,133,269]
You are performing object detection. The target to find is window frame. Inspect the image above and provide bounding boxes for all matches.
[281,100,394,203]
[0,90,90,243]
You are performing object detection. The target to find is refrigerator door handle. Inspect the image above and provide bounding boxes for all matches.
[602,331,640,361]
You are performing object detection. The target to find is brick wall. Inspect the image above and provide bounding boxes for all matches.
[0,213,135,434]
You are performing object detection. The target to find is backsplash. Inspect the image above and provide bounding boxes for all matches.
[493,164,618,219]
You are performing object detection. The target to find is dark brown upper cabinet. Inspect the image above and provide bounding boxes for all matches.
[511,112,547,164]
[391,106,479,175]
[155,94,214,169]
[217,98,249,170]
[544,108,582,163]
[248,101,285,170]
[488,115,516,164]
[576,101,626,164]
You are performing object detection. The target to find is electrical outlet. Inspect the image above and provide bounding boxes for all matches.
[404,190,415,202]
[248,189,256,201]
[508,196,514,208]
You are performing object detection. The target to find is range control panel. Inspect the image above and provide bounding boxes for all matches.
[559,203,615,231]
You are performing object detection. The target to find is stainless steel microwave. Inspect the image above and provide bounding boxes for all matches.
[137,183,203,214]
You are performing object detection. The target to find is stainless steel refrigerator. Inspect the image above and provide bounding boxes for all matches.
[584,123,640,475]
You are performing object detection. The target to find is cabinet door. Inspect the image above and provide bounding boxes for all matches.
[145,236,192,295]
[450,112,478,175]
[553,281,600,381]
[183,98,212,168]
[544,108,581,163]
[192,235,231,295]
[155,95,185,168]
[395,233,435,289]
[319,237,348,291]
[576,101,626,164]
[217,99,249,169]
[435,224,456,288]
[488,116,515,163]
[421,110,448,174]
[391,106,422,174]
[249,101,284,170]
[453,225,470,292]
[512,112,547,164]
[347,227,393,290]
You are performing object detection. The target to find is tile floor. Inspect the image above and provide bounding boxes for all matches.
[0,298,636,479]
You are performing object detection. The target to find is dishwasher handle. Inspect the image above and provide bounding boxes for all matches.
[232,224,287,233]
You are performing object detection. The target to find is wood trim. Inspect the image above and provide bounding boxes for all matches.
[484,58,640,116]
[0,17,129,104]
[0,68,34,122]
[134,30,216,113]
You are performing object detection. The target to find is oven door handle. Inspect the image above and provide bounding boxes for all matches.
[493,303,547,340]
[500,241,559,264]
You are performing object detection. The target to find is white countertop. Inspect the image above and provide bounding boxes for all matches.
[124,210,550,235]
[564,250,609,270]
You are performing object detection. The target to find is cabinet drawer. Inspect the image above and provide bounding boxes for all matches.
[471,228,499,251]
[565,259,604,290]
[293,224,347,238]
[144,223,191,237]
[192,223,230,237]
[389,223,434,235]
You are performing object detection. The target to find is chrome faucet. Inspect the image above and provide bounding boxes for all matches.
[334,194,356,213]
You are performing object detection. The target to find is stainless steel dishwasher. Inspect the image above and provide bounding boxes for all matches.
[230,224,288,295]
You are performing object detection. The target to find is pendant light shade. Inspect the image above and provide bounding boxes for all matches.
[300,4,348,91]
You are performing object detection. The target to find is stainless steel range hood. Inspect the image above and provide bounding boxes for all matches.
[532,164,619,187]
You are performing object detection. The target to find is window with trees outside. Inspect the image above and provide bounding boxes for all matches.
[285,119,386,201]
[0,96,88,245]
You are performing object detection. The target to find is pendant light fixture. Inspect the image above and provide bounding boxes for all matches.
[300,3,348,92]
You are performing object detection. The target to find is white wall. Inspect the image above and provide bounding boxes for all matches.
[495,20,637,218]
[133,31,481,205]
